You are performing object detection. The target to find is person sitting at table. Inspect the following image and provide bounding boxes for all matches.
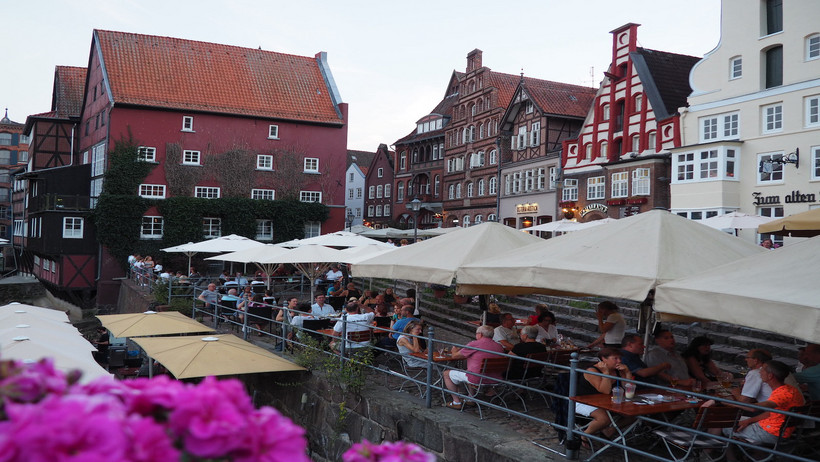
[683,336,722,384]
[527,303,548,326]
[331,301,375,351]
[360,290,380,311]
[645,328,694,388]
[507,326,547,380]
[401,288,417,316]
[492,313,519,352]
[197,283,220,313]
[396,321,427,368]
[720,360,804,458]
[382,305,418,345]
[327,280,344,297]
[341,282,362,301]
[442,325,505,410]
[795,343,820,400]
[482,303,502,326]
[732,349,775,406]
[620,333,670,385]
[534,311,559,346]
[575,347,635,447]
[382,287,398,307]
[311,294,335,317]
[588,301,626,349]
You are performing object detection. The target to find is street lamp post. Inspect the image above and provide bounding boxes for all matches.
[408,198,422,242]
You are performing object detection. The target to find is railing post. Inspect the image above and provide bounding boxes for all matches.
[566,351,580,460]
[242,303,249,340]
[167,279,173,307]
[425,326,435,409]
[339,312,348,362]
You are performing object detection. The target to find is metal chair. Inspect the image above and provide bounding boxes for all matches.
[735,404,806,462]
[461,357,513,420]
[653,405,742,462]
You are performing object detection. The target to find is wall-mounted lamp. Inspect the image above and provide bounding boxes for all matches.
[760,148,799,173]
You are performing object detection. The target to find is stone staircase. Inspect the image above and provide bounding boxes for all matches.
[364,278,803,373]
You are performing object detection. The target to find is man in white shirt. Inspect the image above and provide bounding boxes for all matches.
[324,264,343,283]
[534,311,559,345]
[333,302,375,350]
[311,295,335,317]
[733,349,774,404]
[493,313,519,351]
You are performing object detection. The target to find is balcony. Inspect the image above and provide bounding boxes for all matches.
[32,194,92,212]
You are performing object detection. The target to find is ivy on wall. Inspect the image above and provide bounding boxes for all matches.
[93,138,330,269]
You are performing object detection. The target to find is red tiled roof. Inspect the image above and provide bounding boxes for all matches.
[523,79,597,118]
[53,66,87,119]
[95,30,343,125]
[488,72,522,110]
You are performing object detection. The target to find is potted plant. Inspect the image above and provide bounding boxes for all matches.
[430,284,448,298]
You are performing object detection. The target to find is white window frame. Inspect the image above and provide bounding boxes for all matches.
[699,150,720,180]
[182,150,201,165]
[256,219,274,240]
[517,126,527,150]
[376,185,383,198]
[758,152,784,184]
[489,177,497,195]
[729,56,742,79]
[676,153,695,182]
[348,188,354,199]
[299,191,322,203]
[304,221,321,238]
[611,172,628,198]
[137,146,156,162]
[375,205,382,217]
[478,178,485,196]
[632,168,651,196]
[806,95,820,128]
[138,184,166,199]
[467,182,474,197]
[397,183,404,201]
[673,147,739,184]
[758,206,784,246]
[182,116,194,132]
[811,146,820,180]
[377,167,383,178]
[251,189,275,200]
[304,157,319,173]
[384,184,391,198]
[549,167,558,189]
[701,117,719,141]
[140,216,163,239]
[530,122,541,146]
[257,155,273,170]
[368,186,375,199]
[601,104,610,121]
[202,218,222,238]
[367,205,374,217]
[489,149,497,165]
[62,217,83,239]
[586,176,605,200]
[562,179,578,202]
[762,103,783,134]
[455,183,462,198]
[194,186,221,199]
[384,204,390,217]
[400,153,406,170]
[807,34,820,61]
[356,187,362,199]
[268,125,279,139]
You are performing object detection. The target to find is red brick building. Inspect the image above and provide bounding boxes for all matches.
[363,144,395,228]
[1,110,30,250]
[560,24,698,221]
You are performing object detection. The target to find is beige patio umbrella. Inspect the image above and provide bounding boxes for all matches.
[757,207,820,237]
[97,311,214,338]
[655,235,820,343]
[456,210,765,301]
[131,334,305,379]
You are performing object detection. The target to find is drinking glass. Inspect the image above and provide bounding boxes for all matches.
[692,380,702,393]
[720,372,733,390]
[669,377,678,388]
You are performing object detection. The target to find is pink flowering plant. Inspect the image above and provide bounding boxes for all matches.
[0,358,434,462]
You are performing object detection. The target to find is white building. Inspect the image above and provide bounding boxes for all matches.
[671,0,820,246]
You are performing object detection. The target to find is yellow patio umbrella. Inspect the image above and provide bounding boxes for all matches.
[130,334,305,379]
[97,311,214,338]
[757,208,820,237]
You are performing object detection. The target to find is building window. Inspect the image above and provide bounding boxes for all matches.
[587,176,605,200]
[808,34,820,60]
[812,146,820,180]
[530,122,541,146]
[384,204,390,216]
[304,157,319,173]
[467,182,474,197]
[367,205,374,217]
[525,100,533,114]
[257,155,273,170]
[62,217,83,239]
[729,56,742,79]
[182,116,194,132]
[356,187,362,198]
[765,45,783,88]
[702,117,718,140]
[368,186,375,199]
[137,146,156,162]
[138,184,166,199]
[91,143,107,176]
[699,150,719,179]
[487,213,497,222]
[194,186,220,199]
[348,188,354,199]
[600,141,608,158]
[677,153,696,182]
[478,178,485,196]
[304,221,320,238]
[202,218,222,238]
[182,150,200,165]
[601,104,610,121]
[765,0,782,35]
[611,172,628,198]
[256,220,274,240]
[377,167,383,178]
[455,183,462,198]
[632,168,651,196]
[762,103,783,133]
[355,208,361,218]
[562,179,578,201]
[384,184,391,198]
[300,191,322,202]
[375,205,382,217]
[400,152,406,170]
[251,189,275,200]
[634,94,643,113]
[397,183,404,201]
[268,125,279,139]
[758,152,784,183]
[806,95,820,127]
[434,175,440,196]
[673,148,738,183]
[489,149,497,165]
[647,131,656,152]
[140,216,163,239]
[376,185,383,198]
[489,176,497,195]
[758,205,784,246]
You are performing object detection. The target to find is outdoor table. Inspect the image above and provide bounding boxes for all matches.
[411,351,464,402]
[571,390,703,461]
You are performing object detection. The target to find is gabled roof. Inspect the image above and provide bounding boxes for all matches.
[631,48,700,121]
[94,30,344,125]
[523,79,596,118]
[347,149,376,169]
[394,93,457,145]
[53,66,87,119]
[488,72,522,110]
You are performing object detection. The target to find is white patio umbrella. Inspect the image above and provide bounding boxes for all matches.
[524,219,588,233]
[456,210,765,301]
[255,244,348,300]
[394,227,464,238]
[2,337,110,383]
[340,244,398,265]
[655,236,820,343]
[699,211,775,232]
[285,231,390,248]
[205,244,293,288]
[162,234,265,273]
[0,302,71,324]
[360,227,405,239]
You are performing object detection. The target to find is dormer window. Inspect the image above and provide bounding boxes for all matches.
[182,116,194,132]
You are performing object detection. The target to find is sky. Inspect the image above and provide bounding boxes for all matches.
[1,0,722,152]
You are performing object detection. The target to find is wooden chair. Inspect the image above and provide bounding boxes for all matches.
[654,405,742,462]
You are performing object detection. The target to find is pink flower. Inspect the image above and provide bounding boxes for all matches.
[167,377,254,458]
[122,415,180,462]
[118,376,185,417]
[344,440,435,462]
[0,394,127,462]
[233,407,309,462]
[0,359,68,403]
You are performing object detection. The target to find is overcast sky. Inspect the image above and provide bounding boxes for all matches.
[1,0,721,152]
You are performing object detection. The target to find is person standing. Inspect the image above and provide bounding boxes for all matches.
[588,301,626,349]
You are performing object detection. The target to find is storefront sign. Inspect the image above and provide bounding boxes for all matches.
[516,203,539,214]
[753,190,818,206]
[580,203,608,217]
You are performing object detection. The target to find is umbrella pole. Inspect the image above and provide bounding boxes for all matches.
[414,282,420,317]
[149,356,153,378]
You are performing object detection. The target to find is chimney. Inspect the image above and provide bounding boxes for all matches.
[467,49,483,72]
